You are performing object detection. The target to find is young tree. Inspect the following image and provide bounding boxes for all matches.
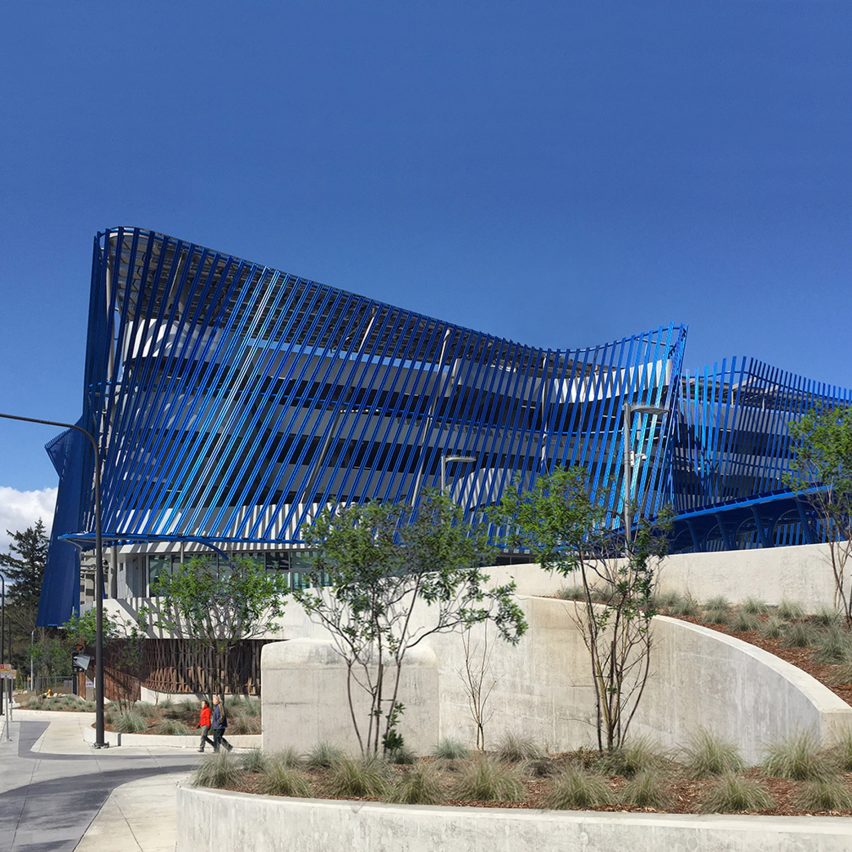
[296,490,527,757]
[498,467,669,752]
[0,520,49,608]
[151,555,289,700]
[457,619,498,751]
[787,405,852,625]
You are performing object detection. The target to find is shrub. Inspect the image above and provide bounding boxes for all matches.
[814,625,852,665]
[260,762,311,797]
[452,757,525,802]
[387,745,416,765]
[327,756,390,798]
[526,757,557,778]
[812,607,841,627]
[390,762,445,805]
[497,732,544,763]
[152,718,190,736]
[794,779,852,812]
[763,732,833,781]
[114,710,147,734]
[240,748,268,773]
[544,766,612,809]
[192,752,241,789]
[759,616,785,640]
[700,772,774,813]
[782,621,817,648]
[682,729,744,777]
[432,738,469,761]
[731,611,760,633]
[777,600,805,621]
[742,598,768,615]
[600,736,667,778]
[620,768,670,809]
[671,595,699,617]
[305,741,345,769]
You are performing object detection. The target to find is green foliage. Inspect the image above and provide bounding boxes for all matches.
[703,596,730,613]
[114,710,146,733]
[703,597,731,625]
[152,718,190,736]
[830,731,852,772]
[700,772,774,813]
[814,625,852,664]
[305,741,345,769]
[794,779,852,812]
[620,768,671,808]
[152,556,288,698]
[544,766,612,809]
[782,621,817,648]
[763,732,834,781]
[240,749,269,773]
[327,756,390,798]
[298,490,526,756]
[432,738,469,761]
[828,663,852,687]
[813,607,841,627]
[0,520,49,608]
[730,611,759,633]
[498,466,670,752]
[496,732,544,763]
[390,762,445,804]
[229,714,262,735]
[452,756,525,802]
[270,747,303,769]
[600,736,667,778]
[259,762,311,797]
[670,595,699,617]
[759,616,785,640]
[192,752,242,789]
[682,729,744,777]
[742,598,768,615]
[777,600,805,621]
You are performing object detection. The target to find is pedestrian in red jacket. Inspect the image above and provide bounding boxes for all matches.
[197,699,214,752]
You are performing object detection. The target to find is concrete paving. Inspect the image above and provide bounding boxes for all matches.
[0,709,203,852]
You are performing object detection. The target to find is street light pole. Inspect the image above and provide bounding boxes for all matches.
[440,454,477,496]
[622,403,668,546]
[0,412,106,747]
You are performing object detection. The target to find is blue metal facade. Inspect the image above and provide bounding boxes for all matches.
[39,227,851,624]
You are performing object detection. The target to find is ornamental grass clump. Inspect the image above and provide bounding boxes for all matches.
[305,741,345,769]
[600,736,667,778]
[794,779,852,812]
[828,663,852,688]
[832,731,852,772]
[432,738,469,761]
[152,718,190,736]
[762,732,833,781]
[497,732,544,763]
[240,748,269,773]
[620,768,671,809]
[390,762,445,805]
[327,756,390,798]
[452,756,525,802]
[259,762,312,797]
[777,600,805,621]
[759,616,785,640]
[671,595,699,617]
[812,607,841,627]
[742,598,768,615]
[731,611,760,633]
[704,598,731,625]
[192,752,242,789]
[114,710,146,734]
[682,729,744,777]
[814,625,852,665]
[782,621,817,649]
[544,766,612,809]
[699,772,774,813]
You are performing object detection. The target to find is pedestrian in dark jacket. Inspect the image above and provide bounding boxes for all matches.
[211,694,233,752]
[197,699,215,752]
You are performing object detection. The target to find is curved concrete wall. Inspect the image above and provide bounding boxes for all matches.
[177,786,852,852]
[262,596,852,763]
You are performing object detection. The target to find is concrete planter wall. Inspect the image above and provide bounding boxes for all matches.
[176,785,852,852]
[82,725,261,749]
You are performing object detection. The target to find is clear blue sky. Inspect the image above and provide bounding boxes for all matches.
[1,1,850,496]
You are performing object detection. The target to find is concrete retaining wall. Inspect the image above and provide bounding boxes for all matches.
[81,724,261,749]
[263,595,852,763]
[176,785,852,852]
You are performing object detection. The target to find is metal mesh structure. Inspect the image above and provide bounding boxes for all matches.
[38,226,850,624]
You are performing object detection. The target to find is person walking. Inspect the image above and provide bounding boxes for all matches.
[197,699,215,752]
[211,694,233,752]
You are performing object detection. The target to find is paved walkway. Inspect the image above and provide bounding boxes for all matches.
[0,709,202,851]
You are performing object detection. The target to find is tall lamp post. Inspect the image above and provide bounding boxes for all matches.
[440,454,477,497]
[622,403,668,545]
[0,412,106,747]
